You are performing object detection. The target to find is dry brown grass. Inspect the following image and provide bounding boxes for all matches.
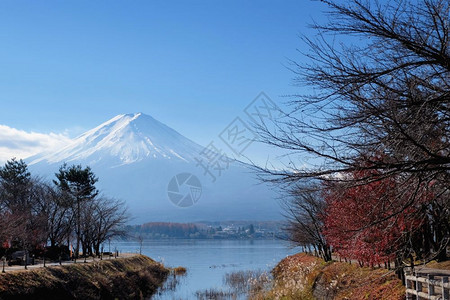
[251,253,405,300]
[0,255,169,300]
[323,262,404,300]
[426,260,450,270]
[171,266,187,275]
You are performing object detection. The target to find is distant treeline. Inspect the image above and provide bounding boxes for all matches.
[127,222,199,238]
[126,221,281,239]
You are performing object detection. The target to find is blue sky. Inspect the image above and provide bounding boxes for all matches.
[0,0,327,163]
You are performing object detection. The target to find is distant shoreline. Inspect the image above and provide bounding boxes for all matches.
[121,235,282,241]
[125,220,285,240]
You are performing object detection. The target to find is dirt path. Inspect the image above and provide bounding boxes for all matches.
[0,252,138,273]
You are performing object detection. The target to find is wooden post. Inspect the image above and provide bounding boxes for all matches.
[416,272,422,294]
[443,276,449,300]
[428,274,434,297]
[405,275,412,300]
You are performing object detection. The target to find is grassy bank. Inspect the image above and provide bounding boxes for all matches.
[0,255,169,300]
[251,253,405,300]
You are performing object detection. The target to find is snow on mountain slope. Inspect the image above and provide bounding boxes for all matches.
[30,113,203,167]
[28,113,281,223]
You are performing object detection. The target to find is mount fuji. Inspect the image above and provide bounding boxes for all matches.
[28,113,281,223]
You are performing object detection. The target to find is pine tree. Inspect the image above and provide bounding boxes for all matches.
[54,164,98,258]
[0,158,31,213]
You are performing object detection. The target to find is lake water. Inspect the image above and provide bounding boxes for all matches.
[112,239,299,299]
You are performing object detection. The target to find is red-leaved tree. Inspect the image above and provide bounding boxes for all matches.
[322,169,430,267]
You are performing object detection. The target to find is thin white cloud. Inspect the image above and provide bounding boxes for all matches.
[0,125,72,163]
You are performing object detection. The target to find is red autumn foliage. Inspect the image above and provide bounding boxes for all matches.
[322,170,429,265]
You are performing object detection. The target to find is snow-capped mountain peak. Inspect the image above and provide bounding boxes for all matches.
[30,113,203,167]
[28,112,281,222]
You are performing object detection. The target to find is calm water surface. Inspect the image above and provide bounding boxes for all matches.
[112,239,299,299]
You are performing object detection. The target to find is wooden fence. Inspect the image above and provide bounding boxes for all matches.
[405,267,450,300]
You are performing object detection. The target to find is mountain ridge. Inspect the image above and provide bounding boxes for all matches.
[28,112,281,223]
[29,112,204,167]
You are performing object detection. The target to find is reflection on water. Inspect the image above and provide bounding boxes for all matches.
[193,269,272,299]
[195,288,236,300]
[154,271,187,299]
[112,239,299,299]
[224,270,272,295]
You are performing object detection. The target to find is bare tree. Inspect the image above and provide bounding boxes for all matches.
[0,159,129,264]
[34,182,72,248]
[282,184,331,261]
[0,159,48,262]
[90,197,129,256]
[77,196,128,256]
[257,0,449,262]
